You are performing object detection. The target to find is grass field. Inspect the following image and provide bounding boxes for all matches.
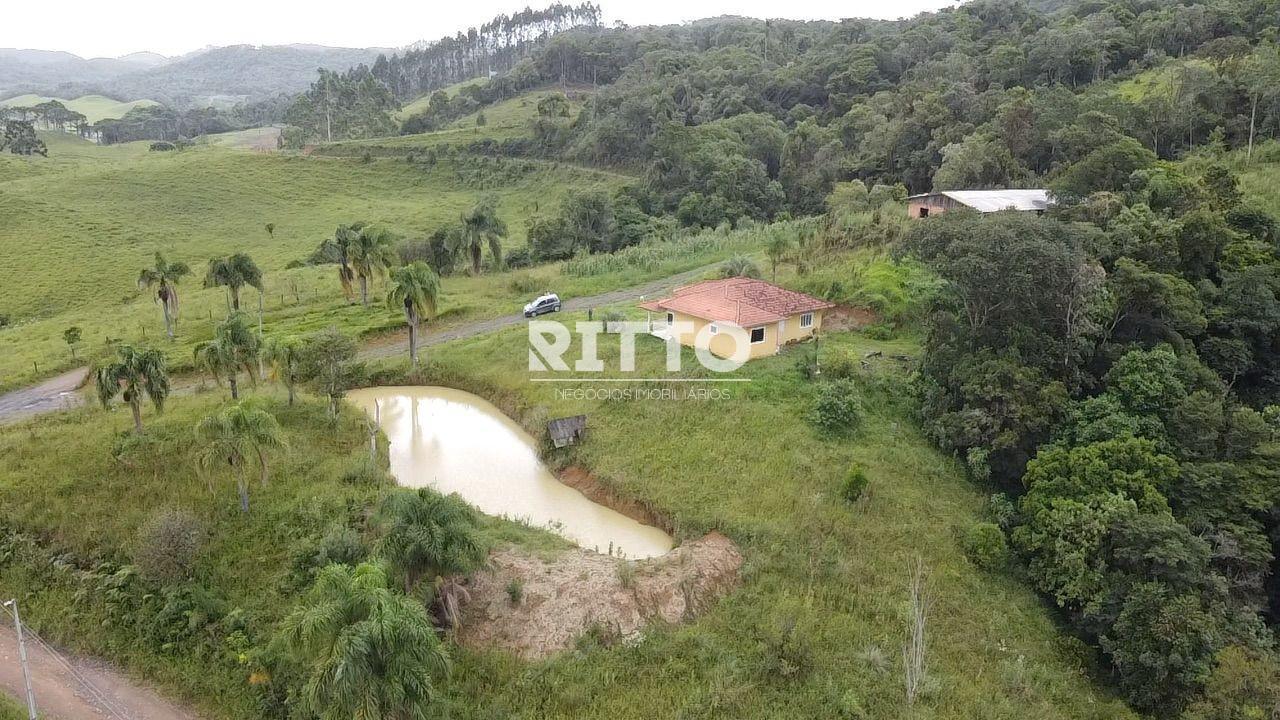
[0,94,159,123]
[0,388,564,719]
[0,250,1137,719]
[0,131,634,390]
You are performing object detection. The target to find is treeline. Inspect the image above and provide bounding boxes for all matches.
[5,96,294,146]
[908,157,1280,712]
[369,3,602,101]
[319,0,1280,233]
[1,100,90,136]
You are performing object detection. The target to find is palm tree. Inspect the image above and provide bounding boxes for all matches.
[454,197,507,274]
[765,231,794,282]
[194,313,261,400]
[280,562,449,719]
[194,400,285,512]
[264,335,304,405]
[204,253,263,312]
[386,262,440,370]
[316,223,364,301]
[376,488,488,627]
[95,345,169,433]
[138,253,191,338]
[720,255,761,279]
[349,225,399,306]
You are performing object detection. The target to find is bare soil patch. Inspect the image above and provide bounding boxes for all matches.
[822,304,877,332]
[456,532,742,659]
[557,465,672,533]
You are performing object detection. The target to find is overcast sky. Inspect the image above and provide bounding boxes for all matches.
[4,0,959,59]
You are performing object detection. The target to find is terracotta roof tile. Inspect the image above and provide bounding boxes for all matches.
[639,278,833,327]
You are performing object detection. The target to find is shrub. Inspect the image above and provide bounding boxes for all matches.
[808,379,863,434]
[0,314,9,328]
[962,523,1009,569]
[823,352,858,379]
[862,323,895,340]
[507,272,541,294]
[291,525,368,583]
[840,466,869,502]
[341,459,392,485]
[757,617,813,683]
[134,510,204,585]
[505,578,523,605]
[505,246,533,269]
[617,561,636,589]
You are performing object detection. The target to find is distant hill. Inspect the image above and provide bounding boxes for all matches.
[0,48,169,95]
[0,44,390,109]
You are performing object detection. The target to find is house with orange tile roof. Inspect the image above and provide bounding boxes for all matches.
[638,278,834,360]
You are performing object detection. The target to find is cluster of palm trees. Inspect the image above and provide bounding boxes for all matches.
[280,487,488,718]
[315,222,444,368]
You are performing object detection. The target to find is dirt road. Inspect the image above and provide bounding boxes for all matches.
[0,264,720,423]
[0,368,90,427]
[363,263,715,359]
[0,624,199,719]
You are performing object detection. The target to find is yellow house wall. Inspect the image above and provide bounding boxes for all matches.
[660,309,822,360]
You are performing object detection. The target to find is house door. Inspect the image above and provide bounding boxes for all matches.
[777,319,786,347]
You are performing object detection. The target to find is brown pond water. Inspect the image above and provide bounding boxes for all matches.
[347,386,674,559]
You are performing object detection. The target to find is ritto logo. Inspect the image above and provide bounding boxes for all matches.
[528,320,751,377]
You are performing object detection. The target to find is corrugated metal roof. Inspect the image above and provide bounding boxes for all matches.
[909,189,1053,212]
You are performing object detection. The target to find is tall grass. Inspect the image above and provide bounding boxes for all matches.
[563,220,807,277]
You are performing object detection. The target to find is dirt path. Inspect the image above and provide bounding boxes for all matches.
[0,368,89,427]
[0,624,199,719]
[0,264,719,426]
[362,263,716,360]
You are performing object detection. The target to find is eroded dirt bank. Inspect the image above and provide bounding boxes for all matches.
[457,532,743,659]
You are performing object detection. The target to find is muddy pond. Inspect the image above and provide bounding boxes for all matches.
[348,386,674,559]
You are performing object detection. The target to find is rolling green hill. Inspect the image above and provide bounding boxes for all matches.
[0,93,159,123]
[0,131,627,390]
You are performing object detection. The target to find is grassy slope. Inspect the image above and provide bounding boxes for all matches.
[329,89,589,156]
[395,78,490,120]
[0,94,159,123]
[0,131,627,391]
[0,389,562,719]
[372,283,1136,720]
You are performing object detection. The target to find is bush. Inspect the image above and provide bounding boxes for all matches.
[0,314,9,328]
[507,272,541,294]
[341,459,391,485]
[808,379,863,434]
[134,510,204,585]
[840,467,869,502]
[291,525,368,583]
[505,246,533,269]
[962,522,1009,569]
[505,578,523,605]
[823,352,858,379]
[862,323,895,340]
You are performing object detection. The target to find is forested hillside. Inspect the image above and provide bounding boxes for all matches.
[307,1,1270,206]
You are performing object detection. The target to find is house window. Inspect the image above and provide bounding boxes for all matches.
[666,312,674,325]
[709,324,718,334]
[800,313,813,328]
[918,207,929,218]
[750,327,766,344]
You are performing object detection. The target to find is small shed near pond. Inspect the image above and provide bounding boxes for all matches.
[548,415,588,448]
